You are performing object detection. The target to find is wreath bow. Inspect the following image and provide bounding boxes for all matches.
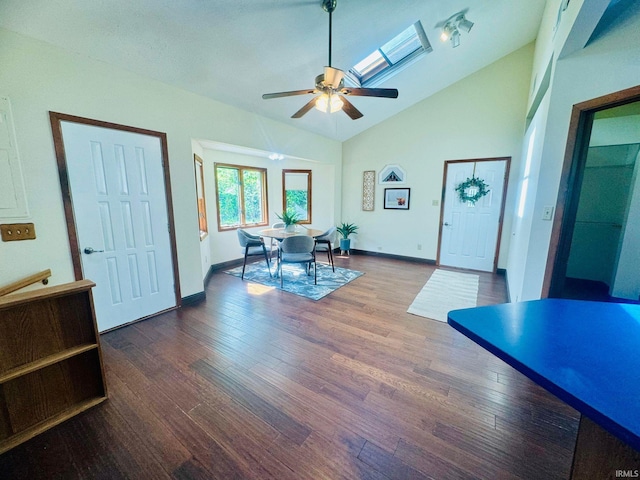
[455,175,490,205]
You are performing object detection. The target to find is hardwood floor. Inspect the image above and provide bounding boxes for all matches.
[0,255,579,479]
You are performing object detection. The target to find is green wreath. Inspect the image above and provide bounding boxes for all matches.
[455,175,490,205]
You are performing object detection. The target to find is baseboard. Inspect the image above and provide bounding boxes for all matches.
[181,291,206,306]
[350,249,436,265]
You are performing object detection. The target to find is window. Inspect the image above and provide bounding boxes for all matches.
[214,163,268,230]
[348,21,432,87]
[194,154,208,240]
[282,169,312,224]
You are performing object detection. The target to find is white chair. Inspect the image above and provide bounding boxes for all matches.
[314,226,336,272]
[277,235,316,288]
[237,229,272,280]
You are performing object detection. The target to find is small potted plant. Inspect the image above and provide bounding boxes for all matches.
[336,222,359,254]
[277,211,300,232]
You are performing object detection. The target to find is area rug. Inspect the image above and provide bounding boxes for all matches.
[407,269,479,322]
[225,262,364,301]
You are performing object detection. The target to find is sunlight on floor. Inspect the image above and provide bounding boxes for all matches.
[246,283,275,296]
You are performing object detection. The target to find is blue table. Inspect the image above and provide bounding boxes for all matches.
[448,299,640,478]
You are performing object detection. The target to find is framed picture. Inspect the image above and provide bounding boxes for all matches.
[379,164,406,184]
[384,188,410,210]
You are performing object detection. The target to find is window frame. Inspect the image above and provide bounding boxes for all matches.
[282,169,312,225]
[214,162,269,232]
[194,154,208,240]
[348,21,432,88]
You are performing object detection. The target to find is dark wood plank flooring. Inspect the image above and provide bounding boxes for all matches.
[0,255,579,479]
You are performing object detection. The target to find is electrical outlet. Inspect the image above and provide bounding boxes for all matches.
[542,206,554,221]
[1,223,36,241]
[432,200,439,206]
[417,244,422,250]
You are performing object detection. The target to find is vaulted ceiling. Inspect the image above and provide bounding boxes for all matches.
[0,0,547,141]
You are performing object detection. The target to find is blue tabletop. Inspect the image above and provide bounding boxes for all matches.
[448,299,640,451]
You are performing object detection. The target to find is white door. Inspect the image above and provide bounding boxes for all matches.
[439,159,508,272]
[61,121,176,331]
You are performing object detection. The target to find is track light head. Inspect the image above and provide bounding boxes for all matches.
[458,16,474,33]
[440,11,474,48]
[451,29,460,48]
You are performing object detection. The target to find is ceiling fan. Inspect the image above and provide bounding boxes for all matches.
[262,0,399,120]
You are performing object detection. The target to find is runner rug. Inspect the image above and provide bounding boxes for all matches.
[407,269,479,322]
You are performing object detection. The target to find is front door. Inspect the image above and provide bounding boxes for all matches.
[57,118,178,331]
[438,158,509,272]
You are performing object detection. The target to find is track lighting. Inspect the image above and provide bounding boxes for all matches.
[440,12,474,48]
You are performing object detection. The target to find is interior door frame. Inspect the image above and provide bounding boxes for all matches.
[543,84,640,298]
[49,112,182,310]
[437,157,511,273]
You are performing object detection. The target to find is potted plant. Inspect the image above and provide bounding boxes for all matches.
[277,211,300,232]
[336,222,359,254]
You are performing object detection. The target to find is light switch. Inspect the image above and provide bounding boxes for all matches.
[0,223,36,241]
[542,206,554,221]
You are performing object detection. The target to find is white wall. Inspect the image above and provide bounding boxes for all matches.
[200,149,337,266]
[341,44,534,266]
[506,91,550,302]
[191,140,211,281]
[566,162,634,284]
[515,0,640,300]
[612,150,640,299]
[0,27,341,298]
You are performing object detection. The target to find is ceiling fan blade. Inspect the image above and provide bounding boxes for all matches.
[340,96,363,120]
[291,97,318,118]
[340,87,399,98]
[324,66,344,87]
[262,89,315,100]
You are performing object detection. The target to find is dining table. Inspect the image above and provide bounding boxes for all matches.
[258,226,325,277]
[258,226,324,240]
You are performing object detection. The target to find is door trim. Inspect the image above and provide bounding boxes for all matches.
[49,112,182,307]
[542,84,640,298]
[437,157,511,273]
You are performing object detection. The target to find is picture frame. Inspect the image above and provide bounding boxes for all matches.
[379,164,406,184]
[384,188,410,210]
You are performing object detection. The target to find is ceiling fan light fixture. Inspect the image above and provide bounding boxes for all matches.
[315,93,343,113]
[262,0,397,120]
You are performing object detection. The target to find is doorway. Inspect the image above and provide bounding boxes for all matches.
[50,112,181,331]
[437,157,510,272]
[544,85,640,302]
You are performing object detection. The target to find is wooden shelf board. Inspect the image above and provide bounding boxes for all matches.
[0,395,106,455]
[0,343,98,384]
[0,279,95,311]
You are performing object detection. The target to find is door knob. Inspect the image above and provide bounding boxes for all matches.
[444,222,451,226]
[83,247,104,254]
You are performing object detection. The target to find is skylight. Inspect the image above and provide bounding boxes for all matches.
[348,21,432,87]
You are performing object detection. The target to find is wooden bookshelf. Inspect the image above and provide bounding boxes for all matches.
[0,280,107,454]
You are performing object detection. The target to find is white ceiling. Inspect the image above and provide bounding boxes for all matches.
[0,0,547,141]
